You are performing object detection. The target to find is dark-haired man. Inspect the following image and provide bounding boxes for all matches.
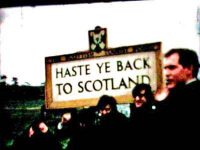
[156,48,200,148]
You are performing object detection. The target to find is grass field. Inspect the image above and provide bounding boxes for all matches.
[2,99,45,149]
[2,98,75,150]
[2,98,131,149]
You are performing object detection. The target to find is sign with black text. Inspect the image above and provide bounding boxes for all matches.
[45,42,162,109]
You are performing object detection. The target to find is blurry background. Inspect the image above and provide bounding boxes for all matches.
[0,0,200,149]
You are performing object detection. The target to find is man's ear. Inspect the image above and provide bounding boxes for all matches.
[185,65,193,76]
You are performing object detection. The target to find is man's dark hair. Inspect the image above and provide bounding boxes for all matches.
[165,48,200,77]
[132,83,155,106]
[97,95,117,112]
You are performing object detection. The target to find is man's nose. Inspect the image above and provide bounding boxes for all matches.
[135,96,140,101]
[164,69,170,76]
[102,110,107,115]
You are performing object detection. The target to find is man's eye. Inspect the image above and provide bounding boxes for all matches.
[134,94,145,98]
[164,65,176,70]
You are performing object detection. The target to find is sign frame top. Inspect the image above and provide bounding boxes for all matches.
[45,42,162,109]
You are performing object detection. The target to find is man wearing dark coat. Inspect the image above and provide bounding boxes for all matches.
[155,48,200,148]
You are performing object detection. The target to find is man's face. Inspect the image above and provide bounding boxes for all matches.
[100,104,111,116]
[134,89,147,108]
[62,113,71,124]
[163,53,188,90]
[38,122,48,133]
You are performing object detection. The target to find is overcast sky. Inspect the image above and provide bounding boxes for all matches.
[0,0,200,85]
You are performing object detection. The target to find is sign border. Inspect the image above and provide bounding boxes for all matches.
[45,42,162,109]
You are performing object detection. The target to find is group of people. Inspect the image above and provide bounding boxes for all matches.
[12,48,199,150]
[130,48,200,148]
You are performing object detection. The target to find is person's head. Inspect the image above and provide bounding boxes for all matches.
[164,48,199,90]
[29,119,48,137]
[61,113,72,124]
[97,95,117,116]
[57,110,78,130]
[38,121,48,133]
[132,83,154,108]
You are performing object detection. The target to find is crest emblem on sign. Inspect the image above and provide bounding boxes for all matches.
[89,26,107,53]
